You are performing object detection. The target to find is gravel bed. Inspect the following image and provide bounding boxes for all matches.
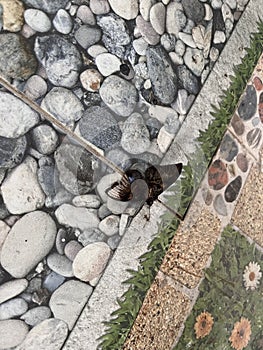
[0,0,249,348]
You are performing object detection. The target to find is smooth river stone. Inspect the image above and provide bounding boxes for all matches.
[99,75,138,116]
[0,320,28,349]
[208,159,228,190]
[246,128,262,148]
[49,280,93,330]
[0,0,24,32]
[20,306,51,326]
[219,134,238,161]
[213,194,227,216]
[224,176,242,203]
[16,318,68,350]
[231,113,245,135]
[0,211,57,278]
[0,279,28,304]
[0,135,27,169]
[237,84,257,120]
[73,242,111,282]
[0,297,28,320]
[236,153,248,172]
[108,0,139,20]
[0,92,39,138]
[146,45,178,104]
[23,0,69,14]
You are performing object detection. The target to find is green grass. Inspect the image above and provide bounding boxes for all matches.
[98,22,263,350]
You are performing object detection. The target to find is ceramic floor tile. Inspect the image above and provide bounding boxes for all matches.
[122,272,191,350]
[231,163,263,247]
[160,207,221,289]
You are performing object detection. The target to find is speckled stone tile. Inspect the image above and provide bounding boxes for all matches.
[122,272,191,350]
[160,207,221,289]
[231,164,263,247]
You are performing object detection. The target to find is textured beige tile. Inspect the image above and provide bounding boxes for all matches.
[231,164,263,247]
[122,273,191,350]
[160,207,221,288]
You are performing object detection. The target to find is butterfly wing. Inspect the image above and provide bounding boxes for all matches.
[106,174,133,201]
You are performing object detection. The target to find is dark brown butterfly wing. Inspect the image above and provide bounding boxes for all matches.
[106,181,133,201]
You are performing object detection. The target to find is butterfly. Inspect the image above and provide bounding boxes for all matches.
[107,162,183,206]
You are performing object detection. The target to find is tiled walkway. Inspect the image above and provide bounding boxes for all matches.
[122,55,263,350]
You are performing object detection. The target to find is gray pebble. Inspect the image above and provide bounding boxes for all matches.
[0,135,27,170]
[136,15,160,45]
[55,228,67,255]
[78,228,107,246]
[31,125,58,155]
[98,204,111,220]
[43,271,66,292]
[53,9,73,34]
[23,0,69,14]
[64,240,83,261]
[0,298,28,320]
[177,65,200,95]
[24,75,47,100]
[72,194,101,209]
[184,47,205,77]
[20,306,51,326]
[0,279,28,304]
[47,252,74,277]
[99,215,120,236]
[76,5,96,25]
[24,9,51,32]
[90,0,110,14]
[107,234,121,250]
[75,25,101,49]
[0,319,28,349]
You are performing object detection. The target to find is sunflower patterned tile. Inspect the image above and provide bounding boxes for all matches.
[194,131,255,226]
[174,226,263,350]
[231,163,263,248]
[160,207,221,289]
[123,272,192,350]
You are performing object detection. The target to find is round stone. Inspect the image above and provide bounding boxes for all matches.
[219,134,238,161]
[0,211,57,278]
[72,194,101,209]
[246,128,262,148]
[121,112,151,154]
[149,2,166,35]
[55,204,100,231]
[231,113,245,135]
[47,253,73,277]
[15,318,68,350]
[224,176,242,203]
[108,0,139,20]
[0,135,27,170]
[236,153,248,172]
[136,15,160,45]
[182,0,205,24]
[100,75,138,116]
[31,124,58,155]
[75,25,101,49]
[0,320,28,349]
[184,47,205,77]
[0,92,39,138]
[0,297,28,320]
[20,306,51,326]
[166,2,186,37]
[49,281,93,330]
[90,0,110,14]
[53,9,72,34]
[24,9,51,32]
[24,75,48,100]
[238,84,257,120]
[95,53,121,76]
[208,159,228,190]
[0,279,28,304]
[80,69,103,92]
[78,228,107,246]
[0,33,37,80]
[99,215,120,236]
[213,194,227,216]
[72,242,111,282]
[64,240,83,261]
[22,0,69,14]
[77,5,96,24]
[0,0,24,32]
[34,34,82,88]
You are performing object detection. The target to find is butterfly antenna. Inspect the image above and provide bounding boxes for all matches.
[0,76,125,177]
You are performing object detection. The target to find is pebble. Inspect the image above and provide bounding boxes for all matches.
[53,9,73,34]
[0,33,37,79]
[208,159,228,190]
[0,92,39,138]
[177,65,200,95]
[140,0,156,21]
[47,252,74,277]
[108,0,138,20]
[99,215,120,236]
[55,228,67,255]
[231,113,244,135]
[80,69,103,92]
[75,25,101,49]
[202,188,213,206]
[24,9,51,32]
[23,0,69,14]
[214,30,226,43]
[20,306,51,326]
[133,37,148,55]
[0,211,56,278]
[0,279,28,304]
[121,113,151,154]
[236,153,248,172]
[78,228,107,246]
[87,44,108,58]
[157,126,174,153]
[107,234,121,250]
[1,156,45,214]
[213,194,227,216]
[90,0,110,14]
[54,143,94,195]
[136,15,160,46]
[24,75,48,100]
[64,240,83,261]
[0,297,28,320]
[73,242,111,282]
[224,176,242,202]
[55,204,100,231]
[0,320,28,349]
[16,318,68,350]
[178,32,196,48]
[96,52,121,76]
[34,34,82,87]
[146,45,178,104]
[119,213,130,236]
[100,75,138,116]
[146,117,162,139]
[0,135,27,170]
[77,106,122,150]
[106,197,128,215]
[166,2,186,37]
[37,156,56,197]
[72,194,101,209]
[41,87,84,129]
[0,220,9,255]
[49,280,93,330]
[210,46,219,61]
[204,4,213,21]
[0,0,24,32]
[184,47,205,77]
[246,128,262,148]
[98,204,111,220]
[31,125,59,155]
[238,85,257,120]
[182,0,205,24]
[211,0,223,9]
[43,271,66,292]
[149,2,166,35]
[77,5,96,25]
[172,89,194,115]
[219,134,238,161]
